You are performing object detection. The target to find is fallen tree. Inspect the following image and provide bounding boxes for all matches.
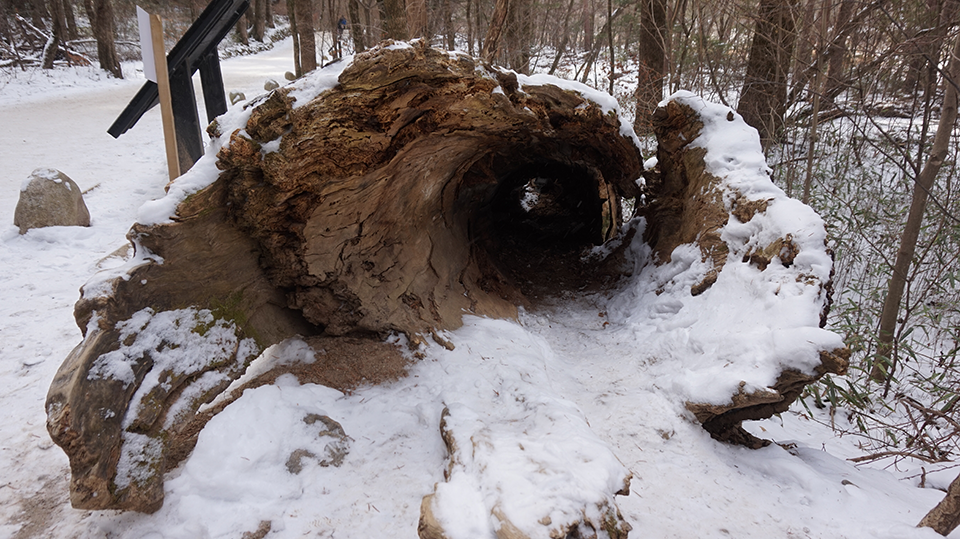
[45,41,847,518]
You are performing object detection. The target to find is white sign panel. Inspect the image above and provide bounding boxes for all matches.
[137,6,157,83]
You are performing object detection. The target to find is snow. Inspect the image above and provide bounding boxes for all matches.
[0,38,954,539]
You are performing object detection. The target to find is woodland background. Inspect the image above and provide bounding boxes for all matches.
[2,0,960,522]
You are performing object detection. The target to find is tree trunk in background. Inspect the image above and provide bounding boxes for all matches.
[383,0,408,39]
[482,0,509,63]
[822,0,853,101]
[253,0,265,41]
[737,0,799,148]
[581,0,593,50]
[873,29,960,383]
[84,0,121,77]
[348,0,365,51]
[288,0,301,76]
[0,0,12,43]
[236,13,249,44]
[634,0,666,135]
[63,0,78,40]
[505,0,530,73]
[266,0,274,28]
[41,0,63,68]
[406,0,426,38]
[441,0,453,49]
[295,0,316,72]
[31,0,48,30]
[466,0,474,54]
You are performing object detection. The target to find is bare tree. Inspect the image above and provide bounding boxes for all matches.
[872,24,960,383]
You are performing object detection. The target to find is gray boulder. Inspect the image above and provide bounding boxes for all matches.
[14,168,91,234]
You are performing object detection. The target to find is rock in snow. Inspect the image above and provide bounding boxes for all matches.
[14,167,90,234]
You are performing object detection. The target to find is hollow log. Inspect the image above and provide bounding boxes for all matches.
[45,42,847,515]
[46,41,643,513]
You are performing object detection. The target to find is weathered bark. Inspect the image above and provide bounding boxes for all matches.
[634,0,667,135]
[919,472,960,535]
[873,29,960,382]
[737,0,799,147]
[294,0,316,73]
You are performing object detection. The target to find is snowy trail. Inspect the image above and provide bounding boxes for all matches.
[518,297,944,538]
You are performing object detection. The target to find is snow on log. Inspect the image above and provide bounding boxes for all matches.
[44,40,846,517]
[45,40,642,513]
[632,91,850,446]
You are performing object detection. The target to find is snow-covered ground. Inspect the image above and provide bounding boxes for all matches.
[0,39,954,539]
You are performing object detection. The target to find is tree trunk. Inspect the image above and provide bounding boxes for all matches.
[87,0,121,77]
[441,0,453,49]
[481,0,509,63]
[295,0,316,73]
[406,0,426,38]
[348,0,365,52]
[581,0,593,50]
[236,13,249,45]
[822,0,853,101]
[466,0,474,55]
[737,0,799,148]
[31,0,48,30]
[634,0,666,135]
[63,0,78,40]
[919,472,960,535]
[288,0,301,76]
[383,0,408,39]
[873,28,960,382]
[266,0,274,28]
[253,0,266,41]
[505,0,530,73]
[42,0,64,68]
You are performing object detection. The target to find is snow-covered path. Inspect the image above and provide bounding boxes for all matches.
[0,40,954,539]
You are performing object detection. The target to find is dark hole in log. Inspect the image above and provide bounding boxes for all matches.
[473,160,612,298]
